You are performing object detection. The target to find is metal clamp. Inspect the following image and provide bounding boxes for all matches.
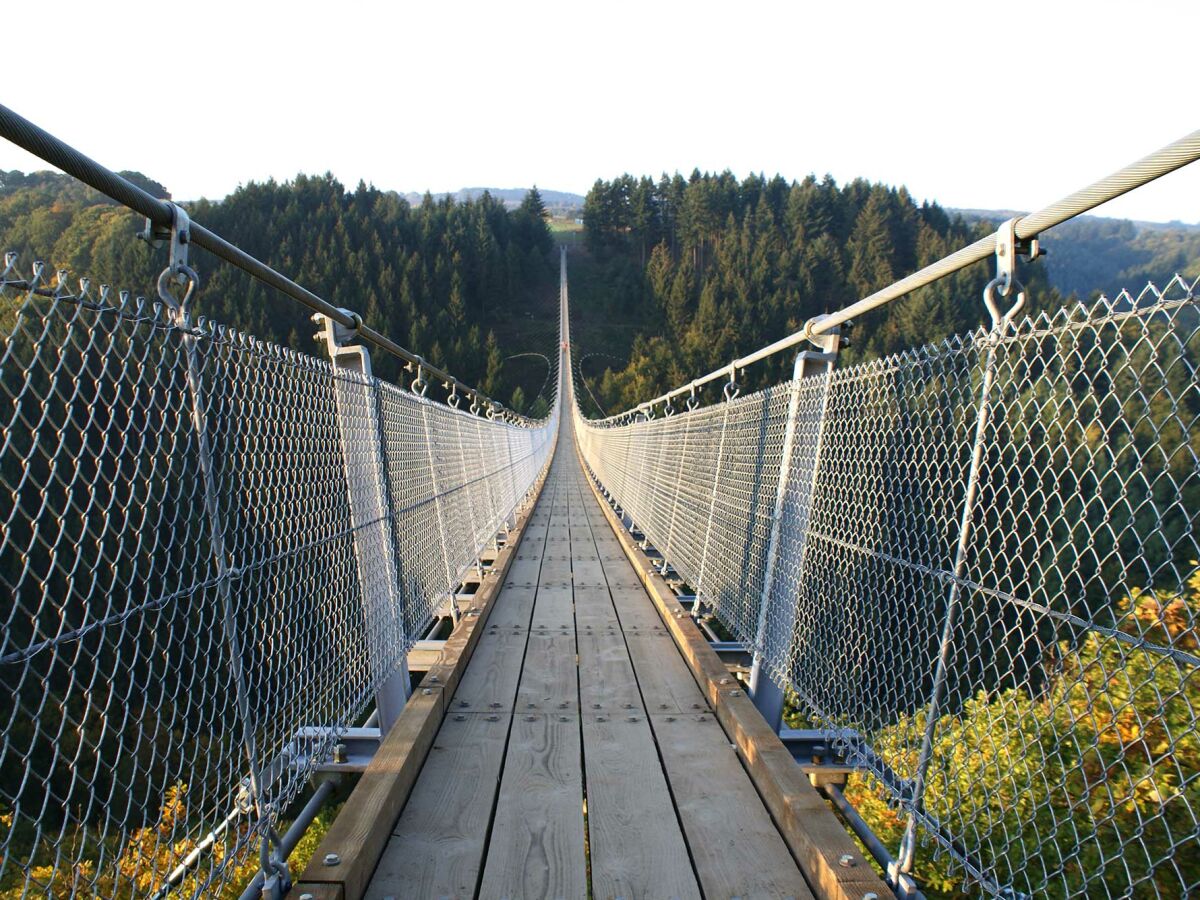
[151,202,201,321]
[686,385,699,411]
[311,308,363,357]
[984,218,1034,328]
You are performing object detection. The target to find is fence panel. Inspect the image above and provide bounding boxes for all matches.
[0,261,555,897]
[575,275,1200,897]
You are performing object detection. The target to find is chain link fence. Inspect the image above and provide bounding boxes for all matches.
[574,274,1200,898]
[0,257,556,897]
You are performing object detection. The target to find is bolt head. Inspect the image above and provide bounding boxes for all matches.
[324,852,341,866]
[838,854,856,868]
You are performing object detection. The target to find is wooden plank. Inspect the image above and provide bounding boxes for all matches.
[569,555,606,588]
[714,689,891,900]
[573,585,619,629]
[582,714,701,900]
[485,585,537,631]
[624,632,709,714]
[367,712,510,900]
[479,713,587,900]
[650,713,813,900]
[582,463,893,900]
[538,553,573,584]
[515,635,578,713]
[577,632,643,714]
[528,585,574,630]
[295,690,443,899]
[505,556,544,583]
[452,629,528,712]
[608,581,674,629]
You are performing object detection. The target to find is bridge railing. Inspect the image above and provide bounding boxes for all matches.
[0,107,558,899]
[572,133,1200,898]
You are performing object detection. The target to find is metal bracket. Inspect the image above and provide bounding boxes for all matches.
[993,217,1043,298]
[803,313,842,356]
[140,202,191,278]
[311,308,369,371]
[985,218,1036,328]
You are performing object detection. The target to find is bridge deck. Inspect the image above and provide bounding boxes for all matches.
[364,424,818,899]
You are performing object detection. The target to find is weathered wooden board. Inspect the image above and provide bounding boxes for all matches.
[572,584,619,629]
[451,629,529,712]
[478,713,587,900]
[528,584,574,630]
[486,585,537,631]
[515,634,578,713]
[623,632,709,715]
[582,714,701,900]
[368,712,510,900]
[651,712,814,899]
[577,632,643,714]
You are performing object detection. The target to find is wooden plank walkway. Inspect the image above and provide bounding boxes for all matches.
[364,420,823,900]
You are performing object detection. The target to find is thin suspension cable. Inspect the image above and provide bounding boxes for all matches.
[0,101,523,419]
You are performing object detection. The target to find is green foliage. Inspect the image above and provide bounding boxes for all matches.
[577,170,1059,413]
[841,570,1200,898]
[0,784,340,898]
[0,169,555,399]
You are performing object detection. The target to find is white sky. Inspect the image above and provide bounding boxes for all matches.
[3,0,1197,223]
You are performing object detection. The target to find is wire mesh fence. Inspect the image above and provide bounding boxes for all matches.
[0,257,556,897]
[574,273,1200,898]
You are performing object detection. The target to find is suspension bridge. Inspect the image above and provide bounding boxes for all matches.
[1,103,1199,899]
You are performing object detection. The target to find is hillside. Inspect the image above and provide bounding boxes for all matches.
[400,186,585,218]
[953,208,1200,299]
[0,170,560,415]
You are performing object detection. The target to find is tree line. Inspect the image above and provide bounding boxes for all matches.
[0,169,557,412]
[576,169,1061,414]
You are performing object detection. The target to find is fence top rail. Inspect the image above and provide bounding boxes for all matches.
[0,101,533,422]
[582,127,1200,422]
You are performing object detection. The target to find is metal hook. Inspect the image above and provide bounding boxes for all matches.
[411,364,429,397]
[983,277,1026,330]
[448,384,460,408]
[156,264,200,322]
[686,386,699,411]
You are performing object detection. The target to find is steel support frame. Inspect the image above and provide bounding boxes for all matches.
[749,322,840,732]
[320,315,411,734]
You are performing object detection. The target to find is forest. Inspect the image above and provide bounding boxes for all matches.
[0,169,559,415]
[573,170,1062,414]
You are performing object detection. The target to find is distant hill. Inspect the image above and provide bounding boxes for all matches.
[400,187,585,217]
[951,208,1200,299]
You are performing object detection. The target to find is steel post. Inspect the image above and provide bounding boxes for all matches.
[321,321,410,733]
[749,322,840,732]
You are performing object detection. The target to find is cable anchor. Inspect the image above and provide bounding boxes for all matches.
[723,366,740,401]
[984,218,1039,328]
[411,362,429,397]
[152,203,199,322]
